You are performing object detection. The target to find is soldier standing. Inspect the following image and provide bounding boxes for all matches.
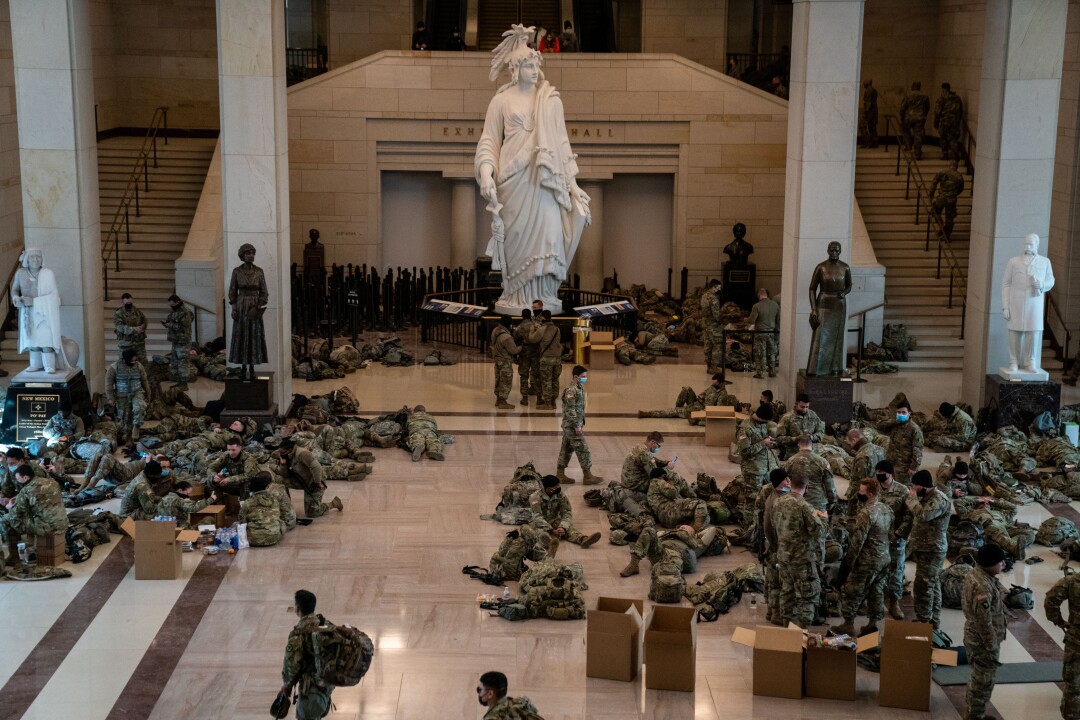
[934,82,965,160]
[859,78,879,148]
[1045,545,1080,720]
[926,401,977,451]
[783,434,836,512]
[903,470,951,628]
[747,288,780,378]
[833,477,893,636]
[875,460,910,620]
[880,401,923,478]
[106,348,150,444]
[556,365,603,485]
[490,315,521,410]
[700,279,723,373]
[760,468,791,625]
[900,81,931,159]
[771,473,828,628]
[282,589,335,717]
[114,292,148,363]
[735,404,779,536]
[844,428,886,512]
[929,160,965,238]
[162,294,194,390]
[512,309,539,405]
[775,393,825,459]
[963,544,1007,720]
[529,310,562,409]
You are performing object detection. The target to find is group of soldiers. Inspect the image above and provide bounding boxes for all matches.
[900,81,965,161]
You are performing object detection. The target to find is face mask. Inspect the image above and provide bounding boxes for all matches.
[161,469,170,476]
[875,473,888,483]
[123,302,132,308]
[778,486,791,494]
[857,493,868,503]
[896,414,909,423]
[916,487,927,497]
[649,446,659,454]
[478,695,489,708]
[578,377,587,384]
[796,409,807,416]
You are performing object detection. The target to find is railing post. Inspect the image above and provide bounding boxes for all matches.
[895,139,901,175]
[134,182,140,218]
[115,228,121,271]
[144,156,149,192]
[960,302,966,340]
[936,242,942,279]
[124,207,130,247]
[904,166,911,200]
[720,329,727,376]
[948,270,954,309]
[162,108,168,145]
[854,319,866,383]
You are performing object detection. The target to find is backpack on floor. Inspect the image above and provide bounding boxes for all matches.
[310,617,375,687]
[1036,516,1079,546]
[1004,585,1034,611]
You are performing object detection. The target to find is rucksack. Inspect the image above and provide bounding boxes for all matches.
[497,603,528,621]
[948,519,985,556]
[310,617,375,687]
[1036,516,1079,546]
[1004,585,1034,610]
[649,556,686,604]
[65,526,92,564]
[941,562,973,609]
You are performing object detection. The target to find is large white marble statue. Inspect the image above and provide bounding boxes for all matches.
[10,247,68,374]
[475,24,591,313]
[1001,232,1055,378]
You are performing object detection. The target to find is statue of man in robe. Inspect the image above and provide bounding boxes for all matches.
[11,247,67,374]
[1001,233,1054,376]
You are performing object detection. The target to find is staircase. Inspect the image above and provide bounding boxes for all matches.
[477,0,561,51]
[0,136,216,374]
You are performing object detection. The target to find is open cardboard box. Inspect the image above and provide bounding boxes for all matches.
[586,597,644,682]
[879,619,958,711]
[190,504,227,529]
[120,518,200,580]
[644,606,697,692]
[804,632,880,701]
[587,330,615,370]
[732,625,805,699]
[690,405,747,447]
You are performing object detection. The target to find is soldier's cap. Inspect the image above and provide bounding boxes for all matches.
[976,543,1006,567]
[754,404,774,421]
[541,474,560,488]
[939,402,955,417]
[911,469,933,488]
[262,435,282,449]
[875,460,894,475]
[144,460,163,477]
[769,468,789,488]
[953,461,969,476]
[168,294,181,303]
[896,400,912,412]
[122,348,138,363]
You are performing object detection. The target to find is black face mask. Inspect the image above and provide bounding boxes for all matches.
[916,487,927,497]
[875,473,888,483]
[546,487,561,496]
[796,409,807,416]
[857,493,868,503]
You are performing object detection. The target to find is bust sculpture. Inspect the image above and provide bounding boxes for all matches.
[11,247,67,374]
[806,241,852,376]
[723,223,754,267]
[228,243,269,379]
[475,24,590,313]
[1001,233,1054,377]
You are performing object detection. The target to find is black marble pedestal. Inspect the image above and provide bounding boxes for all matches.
[984,374,1060,430]
[722,262,756,311]
[797,370,855,428]
[1,369,92,443]
[222,372,279,425]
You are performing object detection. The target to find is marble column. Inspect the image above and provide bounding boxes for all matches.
[10,0,104,389]
[960,0,1068,407]
[575,181,604,291]
[777,0,865,400]
[450,178,477,270]
[216,0,292,406]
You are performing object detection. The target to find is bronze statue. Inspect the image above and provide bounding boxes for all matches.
[806,241,852,376]
[723,223,754,267]
[228,243,269,379]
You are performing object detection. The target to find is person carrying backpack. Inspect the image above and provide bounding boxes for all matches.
[476,671,544,719]
[282,590,335,719]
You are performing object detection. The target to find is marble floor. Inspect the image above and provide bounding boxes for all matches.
[1,342,1076,720]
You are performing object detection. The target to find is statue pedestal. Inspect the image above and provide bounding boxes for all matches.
[984,374,1060,430]
[797,370,854,428]
[1,368,92,442]
[722,262,756,310]
[222,371,279,426]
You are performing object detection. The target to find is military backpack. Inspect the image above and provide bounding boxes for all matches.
[649,558,686,604]
[1036,516,1079,546]
[947,519,985,556]
[1004,585,1035,611]
[941,562,973,609]
[310,617,375,687]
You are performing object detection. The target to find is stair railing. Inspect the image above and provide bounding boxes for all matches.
[100,106,170,302]
[847,300,887,383]
[0,256,22,335]
[1046,291,1072,369]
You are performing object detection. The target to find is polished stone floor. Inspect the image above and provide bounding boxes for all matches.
[1,345,1076,720]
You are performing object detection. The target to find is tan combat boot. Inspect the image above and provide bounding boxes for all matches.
[131,424,141,441]
[581,469,604,485]
[330,497,344,511]
[556,466,574,484]
[858,623,879,637]
[346,472,367,482]
[428,451,445,461]
[352,464,372,475]
[580,532,601,549]
[496,400,514,410]
[831,620,856,637]
[619,555,641,577]
[887,599,905,620]
[547,536,560,558]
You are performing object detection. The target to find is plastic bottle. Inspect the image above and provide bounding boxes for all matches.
[749,593,758,613]
[502,586,511,600]
[16,542,27,566]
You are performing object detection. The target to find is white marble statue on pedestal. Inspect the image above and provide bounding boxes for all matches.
[10,248,69,375]
[1000,233,1054,380]
[475,25,591,314]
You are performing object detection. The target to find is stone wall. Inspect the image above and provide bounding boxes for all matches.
[0,0,21,314]
[327,0,413,69]
[642,0,727,72]
[860,0,940,122]
[931,0,985,139]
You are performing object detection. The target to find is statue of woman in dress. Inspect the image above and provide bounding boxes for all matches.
[228,243,269,379]
[11,248,67,374]
[475,24,591,313]
[806,241,852,376]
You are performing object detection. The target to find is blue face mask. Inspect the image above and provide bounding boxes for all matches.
[649,446,660,454]
[161,469,170,476]
[579,377,587,384]
[897,414,909,423]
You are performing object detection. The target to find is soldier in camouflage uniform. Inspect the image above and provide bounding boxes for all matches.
[78,452,152,493]
[1,463,68,565]
[880,401,923,478]
[859,79,879,148]
[528,474,600,555]
[207,437,261,497]
[614,337,657,365]
[156,480,217,529]
[406,405,444,461]
[529,311,562,409]
[734,405,780,535]
[900,81,931,159]
[954,495,1030,560]
[162,294,195,389]
[844,428,886,511]
[42,409,84,449]
[925,401,976,451]
[114,293,148,363]
[557,366,603,485]
[760,468,791,624]
[273,441,344,517]
[512,309,539,404]
[637,373,741,423]
[477,671,543,720]
[962,544,1007,720]
[875,460,911,620]
[620,431,672,500]
[240,473,290,546]
[903,470,951,628]
[490,315,521,410]
[747,288,780,378]
[1045,546,1080,720]
[833,477,893,636]
[281,589,334,718]
[771,473,828,628]
[783,434,837,512]
[120,460,171,520]
[934,82,965,160]
[929,160,965,238]
[935,456,978,498]
[106,349,150,443]
[700,279,724,373]
[619,522,719,577]
[647,467,709,531]
[775,394,825,460]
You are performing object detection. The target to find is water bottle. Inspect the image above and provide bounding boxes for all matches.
[502,586,511,600]
[749,593,758,614]
[17,542,28,566]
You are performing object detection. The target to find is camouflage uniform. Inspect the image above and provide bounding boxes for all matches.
[783,449,836,512]
[80,455,147,492]
[935,456,979,498]
[105,358,150,438]
[164,301,195,385]
[513,317,540,398]
[490,324,521,405]
[42,411,84,446]
[772,491,827,628]
[0,476,67,542]
[636,330,670,355]
[240,489,288,546]
[747,296,780,377]
[638,383,740,424]
[114,304,148,363]
[735,417,779,533]
[880,478,910,607]
[155,491,213,529]
[775,409,825,460]
[620,444,663,497]
[406,411,443,459]
[276,447,331,517]
[926,407,976,451]
[859,82,878,147]
[839,499,893,625]
[900,88,930,159]
[954,497,1031,559]
[646,472,708,529]
[528,489,588,545]
[880,418,923,477]
[120,471,165,520]
[614,340,656,366]
[482,696,542,719]
[530,320,562,406]
[207,450,261,496]
[282,612,334,718]
[962,565,1006,720]
[934,88,964,160]
[558,381,592,472]
[904,486,951,626]
[627,525,715,565]
[928,165,965,238]
[1044,573,1080,720]
[760,484,784,622]
[700,289,723,372]
[845,438,886,510]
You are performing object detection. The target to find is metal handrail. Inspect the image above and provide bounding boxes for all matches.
[960,116,976,177]
[1046,292,1072,368]
[847,300,887,383]
[0,258,22,334]
[101,106,169,301]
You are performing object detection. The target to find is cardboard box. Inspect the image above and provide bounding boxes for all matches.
[690,406,746,447]
[586,597,644,682]
[190,504,227,529]
[644,606,697,692]
[878,619,958,711]
[804,634,879,701]
[188,483,206,500]
[35,532,67,567]
[732,625,804,699]
[587,330,615,370]
[120,518,200,580]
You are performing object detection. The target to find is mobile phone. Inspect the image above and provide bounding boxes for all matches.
[671,456,679,463]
